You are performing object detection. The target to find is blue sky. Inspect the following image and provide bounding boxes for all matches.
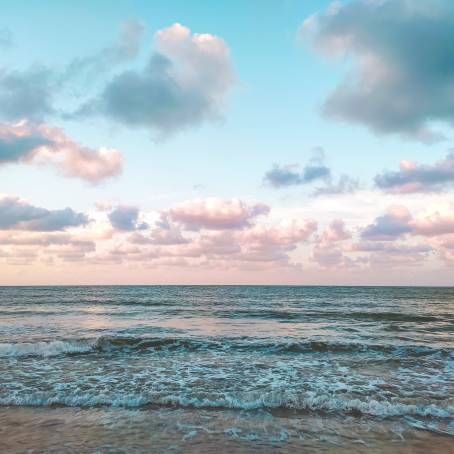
[0,0,453,284]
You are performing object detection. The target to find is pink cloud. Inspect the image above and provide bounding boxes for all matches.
[128,218,316,267]
[168,198,270,230]
[412,213,454,237]
[434,235,454,250]
[375,153,454,193]
[2,197,453,283]
[361,205,413,241]
[311,219,352,268]
[0,121,123,183]
[320,219,351,243]
[154,23,234,106]
[312,247,347,268]
[238,219,317,246]
[192,231,241,257]
[130,227,189,246]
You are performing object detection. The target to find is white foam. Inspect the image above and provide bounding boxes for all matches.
[0,391,452,419]
[0,340,96,358]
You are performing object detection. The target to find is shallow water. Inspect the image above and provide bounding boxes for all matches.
[1,285,453,453]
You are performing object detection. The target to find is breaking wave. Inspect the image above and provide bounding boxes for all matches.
[0,335,451,358]
[0,391,452,420]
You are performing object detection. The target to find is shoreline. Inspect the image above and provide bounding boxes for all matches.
[1,406,453,454]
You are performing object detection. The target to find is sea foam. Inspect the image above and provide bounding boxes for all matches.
[0,390,452,420]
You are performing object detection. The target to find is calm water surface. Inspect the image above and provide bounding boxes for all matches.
[0,286,453,453]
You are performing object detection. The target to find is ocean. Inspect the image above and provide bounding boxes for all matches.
[0,285,453,453]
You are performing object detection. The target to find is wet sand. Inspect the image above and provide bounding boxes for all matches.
[1,406,452,453]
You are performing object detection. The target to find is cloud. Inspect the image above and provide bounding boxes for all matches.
[130,228,189,245]
[232,220,317,265]
[3,190,453,278]
[352,241,431,254]
[0,20,144,123]
[50,145,123,183]
[108,216,313,271]
[75,23,235,136]
[0,231,96,264]
[320,219,351,243]
[129,213,189,245]
[264,149,332,188]
[375,152,454,193]
[191,231,241,257]
[429,233,454,262]
[0,121,123,182]
[168,198,270,230]
[311,219,352,268]
[312,247,348,268]
[264,150,359,195]
[0,232,85,246]
[433,235,454,250]
[0,130,50,163]
[264,163,330,188]
[313,174,359,196]
[361,205,413,241]
[108,206,148,231]
[62,19,145,83]
[150,218,316,266]
[0,67,55,122]
[239,219,317,246]
[0,195,89,231]
[412,213,454,237]
[0,22,233,141]
[361,205,454,243]
[351,240,432,268]
[301,0,454,143]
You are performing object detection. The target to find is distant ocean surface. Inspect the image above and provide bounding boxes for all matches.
[1,286,453,453]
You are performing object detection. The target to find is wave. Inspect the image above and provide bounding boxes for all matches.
[213,309,446,323]
[0,391,452,420]
[1,335,451,359]
[3,307,447,322]
[0,339,97,357]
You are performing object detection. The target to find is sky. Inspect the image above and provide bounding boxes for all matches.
[0,0,453,285]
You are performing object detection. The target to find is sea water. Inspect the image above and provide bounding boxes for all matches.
[1,286,453,453]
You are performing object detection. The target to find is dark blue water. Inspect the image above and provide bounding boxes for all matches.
[1,286,453,452]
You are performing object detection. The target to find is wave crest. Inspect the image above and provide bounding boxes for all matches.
[0,336,451,358]
[0,391,452,419]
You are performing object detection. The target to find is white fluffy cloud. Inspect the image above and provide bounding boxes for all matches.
[168,198,270,230]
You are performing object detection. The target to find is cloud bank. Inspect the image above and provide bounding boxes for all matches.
[1,194,453,282]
